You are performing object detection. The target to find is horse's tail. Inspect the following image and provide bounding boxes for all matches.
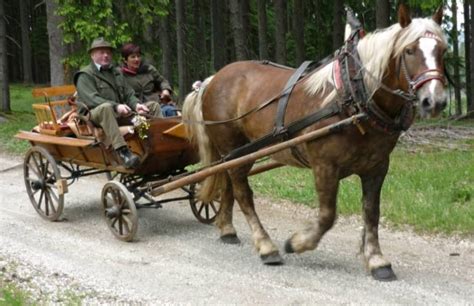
[182,76,225,202]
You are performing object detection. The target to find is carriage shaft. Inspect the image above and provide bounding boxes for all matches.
[149,113,367,197]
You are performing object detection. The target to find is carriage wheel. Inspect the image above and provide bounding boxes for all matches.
[101,181,138,242]
[189,183,221,224]
[24,146,64,221]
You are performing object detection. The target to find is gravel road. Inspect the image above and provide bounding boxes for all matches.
[0,152,472,304]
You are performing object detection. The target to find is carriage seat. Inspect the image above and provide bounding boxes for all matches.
[31,85,133,145]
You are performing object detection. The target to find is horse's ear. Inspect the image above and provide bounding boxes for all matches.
[432,6,443,25]
[398,3,412,28]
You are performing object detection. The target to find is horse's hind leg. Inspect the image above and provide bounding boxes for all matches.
[216,173,241,244]
[229,165,282,265]
[285,163,339,254]
[360,163,397,281]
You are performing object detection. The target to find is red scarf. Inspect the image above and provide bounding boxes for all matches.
[121,66,137,75]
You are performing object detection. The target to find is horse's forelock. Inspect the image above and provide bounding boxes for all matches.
[358,17,446,97]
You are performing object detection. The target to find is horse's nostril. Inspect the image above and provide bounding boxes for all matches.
[421,98,431,109]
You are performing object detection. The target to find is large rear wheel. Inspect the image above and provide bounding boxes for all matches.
[101,181,138,241]
[189,183,221,224]
[24,146,64,221]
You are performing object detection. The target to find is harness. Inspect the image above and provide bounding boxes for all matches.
[220,10,446,162]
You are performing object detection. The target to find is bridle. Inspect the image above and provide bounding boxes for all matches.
[337,28,446,133]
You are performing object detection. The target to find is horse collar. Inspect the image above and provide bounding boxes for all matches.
[334,29,416,134]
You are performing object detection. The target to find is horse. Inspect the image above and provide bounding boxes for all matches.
[182,5,447,281]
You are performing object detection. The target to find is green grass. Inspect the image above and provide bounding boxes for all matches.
[250,147,474,235]
[0,284,29,306]
[0,84,37,154]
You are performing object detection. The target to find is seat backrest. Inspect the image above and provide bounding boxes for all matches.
[32,85,76,102]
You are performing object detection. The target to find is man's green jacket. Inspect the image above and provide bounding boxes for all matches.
[74,62,140,114]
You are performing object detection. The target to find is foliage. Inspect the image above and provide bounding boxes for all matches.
[56,0,169,69]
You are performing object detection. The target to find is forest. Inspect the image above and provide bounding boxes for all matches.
[0,0,473,117]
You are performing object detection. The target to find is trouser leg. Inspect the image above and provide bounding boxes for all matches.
[90,103,127,150]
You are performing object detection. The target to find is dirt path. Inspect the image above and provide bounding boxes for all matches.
[0,153,472,304]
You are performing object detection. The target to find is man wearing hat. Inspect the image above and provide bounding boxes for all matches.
[74,37,154,168]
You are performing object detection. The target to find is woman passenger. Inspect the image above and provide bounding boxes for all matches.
[121,43,178,117]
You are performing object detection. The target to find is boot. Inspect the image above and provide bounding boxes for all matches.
[116,146,140,169]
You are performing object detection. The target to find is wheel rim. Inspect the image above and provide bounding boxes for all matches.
[24,147,64,221]
[101,181,138,241]
[189,184,221,224]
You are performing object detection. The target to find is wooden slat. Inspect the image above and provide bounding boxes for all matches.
[15,131,94,147]
[162,122,188,139]
[32,85,76,98]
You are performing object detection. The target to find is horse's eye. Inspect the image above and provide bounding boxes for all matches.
[405,48,415,55]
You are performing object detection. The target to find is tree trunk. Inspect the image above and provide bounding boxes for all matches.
[211,0,226,71]
[0,0,10,113]
[451,0,462,115]
[332,0,344,51]
[274,0,287,64]
[20,0,33,84]
[159,14,173,84]
[468,2,474,114]
[192,0,208,79]
[45,0,67,85]
[229,0,247,60]
[293,0,305,65]
[241,0,250,57]
[257,0,268,60]
[376,0,390,29]
[175,0,189,104]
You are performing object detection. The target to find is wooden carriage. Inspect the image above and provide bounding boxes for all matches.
[16,86,212,241]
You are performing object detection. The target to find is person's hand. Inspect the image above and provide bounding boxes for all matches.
[135,103,150,115]
[116,104,131,116]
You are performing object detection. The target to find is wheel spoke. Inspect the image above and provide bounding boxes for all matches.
[121,208,131,215]
[210,202,218,214]
[197,202,205,215]
[111,216,118,227]
[44,190,50,216]
[118,218,124,235]
[121,215,132,233]
[205,204,209,220]
[27,162,41,179]
[45,191,57,214]
[38,189,45,210]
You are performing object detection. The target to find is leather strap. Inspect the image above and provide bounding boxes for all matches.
[274,61,313,134]
[223,102,340,161]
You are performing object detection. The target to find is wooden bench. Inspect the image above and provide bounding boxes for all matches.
[32,85,76,136]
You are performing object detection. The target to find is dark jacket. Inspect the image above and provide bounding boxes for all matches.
[74,62,140,114]
[121,64,172,103]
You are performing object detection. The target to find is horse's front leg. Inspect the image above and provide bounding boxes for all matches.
[360,162,397,281]
[285,163,339,253]
[229,165,282,265]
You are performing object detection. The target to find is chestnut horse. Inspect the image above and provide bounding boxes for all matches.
[183,6,447,281]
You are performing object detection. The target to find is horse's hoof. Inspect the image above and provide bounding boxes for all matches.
[371,265,397,281]
[220,234,241,245]
[284,239,295,253]
[261,251,284,265]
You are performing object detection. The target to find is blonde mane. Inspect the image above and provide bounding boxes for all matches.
[304,17,447,103]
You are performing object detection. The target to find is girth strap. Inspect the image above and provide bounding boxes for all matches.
[223,102,340,161]
[274,61,313,134]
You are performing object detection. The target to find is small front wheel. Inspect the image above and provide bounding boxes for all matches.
[101,181,138,241]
